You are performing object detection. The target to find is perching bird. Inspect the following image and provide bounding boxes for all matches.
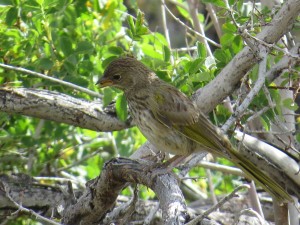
[97,56,292,202]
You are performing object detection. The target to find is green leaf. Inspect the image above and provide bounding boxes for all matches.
[116,94,128,122]
[79,60,94,74]
[163,45,171,62]
[282,98,298,111]
[126,11,148,41]
[102,56,118,69]
[141,44,162,59]
[260,114,271,131]
[153,32,168,46]
[0,0,13,5]
[222,23,237,33]
[220,33,235,46]
[236,0,244,11]
[36,0,44,5]
[103,88,114,107]
[156,70,171,83]
[135,10,144,30]
[63,59,77,74]
[38,58,54,70]
[189,58,205,74]
[75,41,94,54]
[202,0,226,8]
[64,76,89,87]
[127,16,135,35]
[197,72,213,82]
[125,29,134,39]
[232,36,243,53]
[5,7,17,26]
[214,49,232,64]
[197,42,206,59]
[43,0,60,8]
[108,46,124,55]
[175,0,189,19]
[136,26,148,35]
[60,36,73,56]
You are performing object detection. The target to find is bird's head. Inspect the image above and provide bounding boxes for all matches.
[96,57,152,92]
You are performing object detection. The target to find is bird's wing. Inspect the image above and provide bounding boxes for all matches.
[149,83,228,153]
[149,83,199,127]
[180,114,231,155]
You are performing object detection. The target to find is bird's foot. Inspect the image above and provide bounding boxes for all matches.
[143,155,187,182]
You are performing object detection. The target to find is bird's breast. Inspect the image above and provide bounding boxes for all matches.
[127,98,196,155]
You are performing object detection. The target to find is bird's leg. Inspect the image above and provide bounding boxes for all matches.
[163,155,187,168]
[144,155,187,182]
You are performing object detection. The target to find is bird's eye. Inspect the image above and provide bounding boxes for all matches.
[112,74,121,80]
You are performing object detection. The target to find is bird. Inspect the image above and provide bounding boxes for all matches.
[97,56,292,202]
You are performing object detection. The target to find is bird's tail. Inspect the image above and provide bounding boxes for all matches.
[181,117,292,202]
[229,148,292,202]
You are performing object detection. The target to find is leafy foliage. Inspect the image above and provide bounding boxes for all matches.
[0,0,299,224]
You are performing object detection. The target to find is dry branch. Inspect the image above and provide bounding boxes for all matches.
[0,88,131,132]
[62,157,188,225]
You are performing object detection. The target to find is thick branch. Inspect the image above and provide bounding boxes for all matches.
[1,172,279,224]
[235,131,300,190]
[194,0,300,113]
[0,88,131,132]
[62,158,188,225]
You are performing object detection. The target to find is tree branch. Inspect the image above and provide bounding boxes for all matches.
[0,88,131,132]
[193,0,300,113]
[62,157,188,225]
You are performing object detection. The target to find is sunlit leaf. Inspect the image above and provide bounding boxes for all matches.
[282,98,298,111]
[163,45,171,62]
[189,58,205,74]
[75,41,94,54]
[38,58,54,70]
[197,42,206,59]
[116,94,128,122]
[5,7,17,25]
[202,0,226,8]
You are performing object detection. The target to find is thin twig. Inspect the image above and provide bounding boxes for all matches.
[196,161,245,177]
[0,63,101,98]
[205,169,218,205]
[186,184,250,225]
[57,148,103,172]
[222,47,268,132]
[1,182,62,225]
[205,4,222,39]
[248,181,264,218]
[224,0,298,59]
[171,46,197,52]
[162,2,221,48]
[187,0,213,57]
[161,0,174,65]
[166,0,188,11]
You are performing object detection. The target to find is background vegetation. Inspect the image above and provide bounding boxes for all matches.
[0,0,299,224]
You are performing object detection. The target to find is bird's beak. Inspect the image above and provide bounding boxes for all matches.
[96,77,113,88]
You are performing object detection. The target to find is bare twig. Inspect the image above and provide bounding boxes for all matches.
[162,2,221,48]
[0,63,101,98]
[161,0,174,65]
[206,4,222,39]
[248,181,264,218]
[196,161,244,177]
[1,181,62,225]
[187,0,213,57]
[186,184,250,225]
[222,47,268,132]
